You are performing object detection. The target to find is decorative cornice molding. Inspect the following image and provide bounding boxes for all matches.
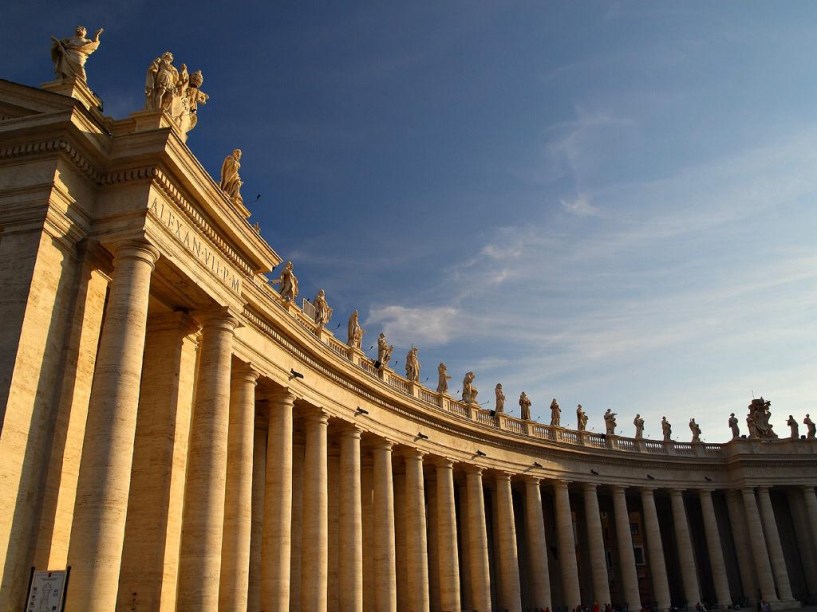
[0,137,99,181]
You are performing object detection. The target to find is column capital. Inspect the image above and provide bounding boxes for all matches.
[639,486,657,495]
[195,306,241,331]
[301,405,329,426]
[399,447,426,461]
[552,479,570,491]
[370,438,394,452]
[494,471,513,483]
[146,310,201,336]
[610,484,628,495]
[266,388,297,408]
[232,362,260,384]
[336,424,362,440]
[523,474,542,486]
[464,465,484,477]
[111,238,161,268]
[434,456,455,469]
[669,488,686,498]
[756,484,772,493]
[582,481,598,492]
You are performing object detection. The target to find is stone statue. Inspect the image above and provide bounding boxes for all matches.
[405,347,420,382]
[495,384,505,413]
[550,399,561,427]
[746,398,777,439]
[576,404,588,431]
[144,51,208,137]
[220,149,244,207]
[633,414,644,439]
[436,362,451,393]
[661,416,672,442]
[462,371,478,404]
[804,414,816,440]
[728,413,740,439]
[377,333,393,368]
[271,260,298,302]
[603,408,617,435]
[347,310,364,349]
[787,415,799,439]
[519,392,532,420]
[313,289,332,327]
[689,418,701,443]
[50,25,103,82]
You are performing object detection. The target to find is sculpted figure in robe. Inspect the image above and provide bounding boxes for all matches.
[313,289,332,327]
[728,413,740,439]
[220,149,244,206]
[550,399,561,427]
[377,333,393,368]
[436,363,451,394]
[347,310,364,348]
[495,384,505,413]
[405,347,420,382]
[519,392,531,420]
[804,414,816,440]
[51,25,103,82]
[271,261,298,302]
[603,408,617,435]
[787,415,799,439]
[689,418,701,442]
[633,414,644,439]
[576,404,588,431]
[661,416,672,442]
[144,51,208,136]
[462,371,478,404]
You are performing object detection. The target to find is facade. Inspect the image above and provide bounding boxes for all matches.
[0,67,816,612]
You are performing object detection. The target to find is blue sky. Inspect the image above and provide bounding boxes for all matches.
[6,1,817,441]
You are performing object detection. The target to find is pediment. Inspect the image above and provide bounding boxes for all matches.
[0,79,78,121]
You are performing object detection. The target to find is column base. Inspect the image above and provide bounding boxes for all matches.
[768,599,801,611]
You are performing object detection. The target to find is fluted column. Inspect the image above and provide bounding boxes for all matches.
[740,488,778,603]
[554,480,580,608]
[66,240,159,612]
[338,427,363,612]
[584,482,611,606]
[725,489,757,603]
[404,449,430,612]
[640,488,670,610]
[756,486,793,601]
[261,389,296,611]
[219,364,259,611]
[698,490,731,607]
[611,486,641,610]
[525,477,551,611]
[496,472,522,612]
[670,489,700,606]
[436,458,461,612]
[301,407,329,611]
[466,467,491,612]
[373,440,397,611]
[802,486,817,579]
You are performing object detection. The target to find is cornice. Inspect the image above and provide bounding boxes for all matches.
[0,137,99,182]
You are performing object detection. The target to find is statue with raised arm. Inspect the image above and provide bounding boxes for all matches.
[577,404,588,431]
[220,149,244,207]
[787,415,799,440]
[270,260,298,302]
[347,310,364,348]
[51,25,103,82]
[550,399,561,427]
[661,416,672,442]
[633,414,644,439]
[747,398,777,439]
[495,384,506,413]
[144,51,208,137]
[462,371,478,404]
[689,418,702,443]
[436,362,451,394]
[313,289,332,327]
[519,392,532,420]
[728,413,740,439]
[405,347,420,382]
[377,333,393,368]
[805,414,816,440]
[603,408,617,435]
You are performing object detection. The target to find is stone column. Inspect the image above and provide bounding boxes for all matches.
[740,488,778,603]
[584,482,611,606]
[466,467,492,612]
[496,473,522,612]
[669,489,700,606]
[725,489,757,604]
[698,490,731,607]
[300,407,329,611]
[640,488,671,610]
[404,449,430,612]
[554,480,581,608]
[373,440,397,611]
[756,486,793,601]
[801,486,817,581]
[247,411,267,612]
[338,427,363,612]
[261,389,296,611]
[219,363,259,611]
[525,477,552,611]
[611,486,641,610]
[457,480,473,610]
[436,458,462,612]
[66,240,159,612]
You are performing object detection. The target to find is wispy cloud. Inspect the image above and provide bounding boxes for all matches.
[365,305,464,347]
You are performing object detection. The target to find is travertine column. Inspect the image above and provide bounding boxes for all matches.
[301,408,329,611]
[554,480,581,608]
[373,440,397,611]
[247,411,267,612]
[756,486,793,601]
[611,486,641,610]
[436,458,462,612]
[725,489,757,603]
[669,489,700,606]
[219,364,259,611]
[496,473,522,612]
[584,482,611,606]
[698,490,731,607]
[525,477,552,611]
[457,481,473,610]
[801,486,817,579]
[66,240,159,612]
[640,488,670,610]
[740,488,778,603]
[466,467,492,612]
[404,449,430,612]
[338,427,363,612]
[261,389,296,611]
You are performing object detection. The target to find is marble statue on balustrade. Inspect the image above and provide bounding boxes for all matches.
[689,418,701,442]
[728,413,740,439]
[51,25,103,82]
[787,415,799,439]
[313,289,332,327]
[519,392,532,420]
[495,384,505,413]
[462,372,478,404]
[550,399,561,427]
[436,363,451,394]
[633,414,644,439]
[377,333,393,368]
[405,347,420,382]
[603,408,617,435]
[271,260,298,302]
[746,397,777,439]
[144,51,208,137]
[220,149,247,213]
[347,310,364,349]
[661,416,672,442]
[805,414,816,440]
[577,404,588,431]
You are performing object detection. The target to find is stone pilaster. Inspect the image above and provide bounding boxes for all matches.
[554,480,581,608]
[669,489,700,606]
[756,487,793,602]
[373,440,397,611]
[584,482,611,606]
[338,427,363,612]
[436,458,461,612]
[698,490,731,607]
[404,449,430,612]
[466,467,492,612]
[640,487,671,610]
[524,477,551,611]
[611,486,641,611]
[300,407,329,611]
[740,488,778,603]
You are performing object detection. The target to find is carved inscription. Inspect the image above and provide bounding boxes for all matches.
[149,198,241,293]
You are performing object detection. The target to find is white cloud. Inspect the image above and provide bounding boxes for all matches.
[365,305,464,347]
[560,194,600,217]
